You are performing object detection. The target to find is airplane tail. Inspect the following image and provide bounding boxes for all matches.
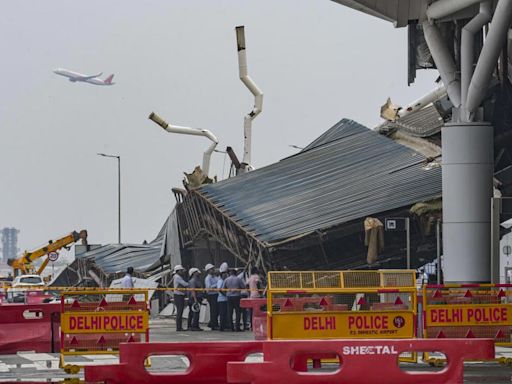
[104,74,115,84]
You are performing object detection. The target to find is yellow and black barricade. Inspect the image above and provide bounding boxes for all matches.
[267,270,417,362]
[423,283,512,364]
[60,289,149,371]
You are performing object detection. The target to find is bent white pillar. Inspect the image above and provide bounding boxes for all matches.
[442,122,494,282]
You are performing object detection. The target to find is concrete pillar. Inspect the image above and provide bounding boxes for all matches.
[442,122,494,283]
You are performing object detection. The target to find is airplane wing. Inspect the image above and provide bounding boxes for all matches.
[76,72,103,80]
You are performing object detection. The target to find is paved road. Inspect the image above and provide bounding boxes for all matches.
[0,319,510,382]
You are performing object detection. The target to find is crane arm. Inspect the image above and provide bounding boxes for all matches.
[8,230,88,275]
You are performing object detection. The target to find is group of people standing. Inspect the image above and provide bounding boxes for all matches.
[171,262,262,332]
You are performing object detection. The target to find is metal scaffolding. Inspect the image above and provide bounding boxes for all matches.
[177,189,270,272]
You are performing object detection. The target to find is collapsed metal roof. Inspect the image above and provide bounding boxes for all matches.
[376,104,445,138]
[198,118,442,246]
[81,244,162,274]
[78,208,181,274]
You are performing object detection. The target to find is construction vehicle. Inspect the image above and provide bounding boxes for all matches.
[7,230,88,276]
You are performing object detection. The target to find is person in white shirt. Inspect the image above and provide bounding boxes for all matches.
[121,267,134,288]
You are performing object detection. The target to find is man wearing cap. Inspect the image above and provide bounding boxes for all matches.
[172,265,188,332]
[187,268,203,331]
[204,263,219,330]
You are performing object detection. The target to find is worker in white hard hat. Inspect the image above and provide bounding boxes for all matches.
[219,262,228,273]
[171,265,188,331]
[217,263,230,331]
[204,263,219,330]
[187,267,203,331]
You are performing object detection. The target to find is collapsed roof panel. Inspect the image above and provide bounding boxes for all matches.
[199,119,442,245]
[77,208,181,274]
[81,244,162,274]
[376,104,445,138]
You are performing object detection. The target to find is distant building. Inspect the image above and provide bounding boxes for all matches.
[1,228,19,263]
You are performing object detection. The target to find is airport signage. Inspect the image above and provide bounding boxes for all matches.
[385,218,406,231]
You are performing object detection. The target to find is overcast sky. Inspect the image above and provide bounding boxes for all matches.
[0,0,438,257]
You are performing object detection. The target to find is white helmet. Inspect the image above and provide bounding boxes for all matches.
[219,262,228,273]
[173,264,185,273]
[189,267,200,277]
[204,263,215,272]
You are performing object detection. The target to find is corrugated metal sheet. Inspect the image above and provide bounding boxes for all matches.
[302,119,365,151]
[200,118,442,245]
[81,244,162,273]
[377,104,444,137]
[78,208,181,274]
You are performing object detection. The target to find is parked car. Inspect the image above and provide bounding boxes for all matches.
[8,275,45,302]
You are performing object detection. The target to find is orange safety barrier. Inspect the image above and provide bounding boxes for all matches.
[227,338,495,384]
[423,284,512,360]
[84,341,264,384]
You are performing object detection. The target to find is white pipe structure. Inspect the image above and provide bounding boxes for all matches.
[148,112,219,177]
[466,0,512,112]
[236,25,263,170]
[427,0,483,20]
[397,85,447,119]
[422,21,462,107]
[461,1,492,121]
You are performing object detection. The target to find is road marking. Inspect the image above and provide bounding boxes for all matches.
[17,353,58,361]
[0,364,10,373]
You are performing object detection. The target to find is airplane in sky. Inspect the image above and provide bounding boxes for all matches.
[53,68,115,86]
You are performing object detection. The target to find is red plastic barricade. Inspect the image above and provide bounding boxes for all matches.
[0,302,61,353]
[84,341,263,384]
[227,339,495,384]
[25,290,54,304]
[241,298,267,340]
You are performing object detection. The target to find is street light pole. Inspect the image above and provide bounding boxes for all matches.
[98,153,121,243]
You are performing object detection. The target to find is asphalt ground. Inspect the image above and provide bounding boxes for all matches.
[0,318,510,382]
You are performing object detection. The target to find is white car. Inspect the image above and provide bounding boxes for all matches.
[8,275,45,302]
[12,274,45,288]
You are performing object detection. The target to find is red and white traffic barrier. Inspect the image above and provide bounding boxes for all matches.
[84,338,494,384]
[228,339,494,384]
[85,341,263,384]
[0,303,60,354]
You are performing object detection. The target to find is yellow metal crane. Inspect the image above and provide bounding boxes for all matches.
[7,230,88,276]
